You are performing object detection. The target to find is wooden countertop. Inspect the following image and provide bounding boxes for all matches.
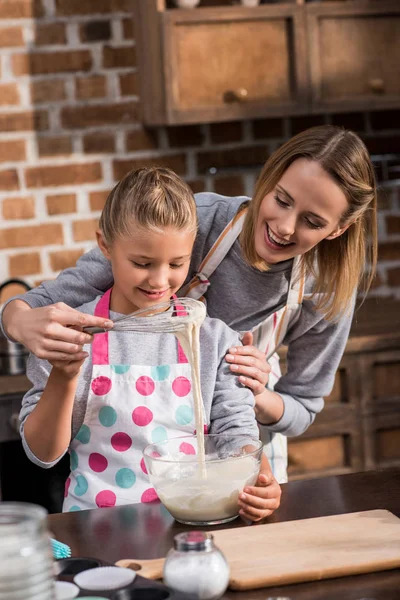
[48,468,400,600]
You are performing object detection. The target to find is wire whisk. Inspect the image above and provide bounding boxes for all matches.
[84,297,206,335]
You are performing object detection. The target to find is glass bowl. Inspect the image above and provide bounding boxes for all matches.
[143,434,263,525]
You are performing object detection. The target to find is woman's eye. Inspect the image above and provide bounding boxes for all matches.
[274,195,289,208]
[305,218,323,230]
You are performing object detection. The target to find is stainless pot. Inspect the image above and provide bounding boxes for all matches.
[0,279,32,376]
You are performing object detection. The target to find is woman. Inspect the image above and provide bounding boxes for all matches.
[2,126,377,482]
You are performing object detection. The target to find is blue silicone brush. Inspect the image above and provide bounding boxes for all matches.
[50,537,71,559]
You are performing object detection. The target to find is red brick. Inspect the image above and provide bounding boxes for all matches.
[119,73,137,96]
[0,169,19,190]
[76,75,107,100]
[103,45,135,69]
[386,216,400,235]
[83,132,115,154]
[55,0,132,16]
[331,112,365,131]
[2,196,35,219]
[34,23,67,46]
[197,145,268,174]
[0,140,26,163]
[49,248,84,271]
[0,111,48,133]
[210,122,243,144]
[46,194,77,215]
[187,179,206,194]
[89,190,110,211]
[378,242,400,262]
[31,80,66,104]
[113,155,187,180]
[0,223,63,250]
[25,163,102,188]
[9,252,41,277]
[126,129,158,152]
[0,83,19,106]
[12,50,92,76]
[252,118,284,140]
[80,21,111,43]
[387,267,400,287]
[213,175,245,197]
[0,26,24,47]
[62,102,137,129]
[73,219,99,242]
[122,18,134,39]
[0,1,44,19]
[38,136,73,158]
[167,125,204,148]
[290,115,326,136]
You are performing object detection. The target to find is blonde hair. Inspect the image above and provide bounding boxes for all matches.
[240,125,377,320]
[99,167,197,244]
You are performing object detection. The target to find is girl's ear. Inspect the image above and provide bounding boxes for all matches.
[96,229,112,259]
[325,221,353,240]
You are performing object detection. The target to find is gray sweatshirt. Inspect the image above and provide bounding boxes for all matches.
[20,297,259,468]
[10,193,354,438]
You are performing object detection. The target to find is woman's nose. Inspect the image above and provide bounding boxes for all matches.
[277,213,296,237]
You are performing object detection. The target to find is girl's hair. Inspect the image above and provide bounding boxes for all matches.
[240,125,377,320]
[99,167,197,243]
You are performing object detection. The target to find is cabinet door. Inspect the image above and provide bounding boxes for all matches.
[162,5,308,124]
[307,1,400,112]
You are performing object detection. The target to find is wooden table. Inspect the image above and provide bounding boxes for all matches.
[49,468,400,600]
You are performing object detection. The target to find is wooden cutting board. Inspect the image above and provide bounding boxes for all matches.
[117,509,400,590]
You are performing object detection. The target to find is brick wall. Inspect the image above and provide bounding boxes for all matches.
[0,0,399,299]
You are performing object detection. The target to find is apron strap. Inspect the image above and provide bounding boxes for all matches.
[92,288,112,365]
[172,295,189,364]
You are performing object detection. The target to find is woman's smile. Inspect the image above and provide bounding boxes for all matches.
[264,225,295,250]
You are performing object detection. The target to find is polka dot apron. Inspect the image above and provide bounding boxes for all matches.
[63,289,207,512]
[182,207,305,483]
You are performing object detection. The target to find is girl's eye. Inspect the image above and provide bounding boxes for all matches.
[304,218,323,230]
[132,262,150,268]
[274,195,290,208]
[170,263,184,269]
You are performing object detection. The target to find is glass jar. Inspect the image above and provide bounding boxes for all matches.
[0,502,55,600]
[163,531,230,600]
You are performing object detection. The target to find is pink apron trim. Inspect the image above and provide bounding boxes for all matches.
[92,289,188,365]
[172,295,189,364]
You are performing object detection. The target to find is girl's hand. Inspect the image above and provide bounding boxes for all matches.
[51,357,86,380]
[4,301,112,361]
[225,331,271,396]
[237,472,282,522]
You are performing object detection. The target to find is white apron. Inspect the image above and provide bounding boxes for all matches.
[63,289,207,511]
[182,207,305,483]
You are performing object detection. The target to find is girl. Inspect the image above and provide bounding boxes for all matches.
[4,126,377,483]
[19,167,281,519]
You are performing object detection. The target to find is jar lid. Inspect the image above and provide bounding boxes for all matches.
[173,531,214,552]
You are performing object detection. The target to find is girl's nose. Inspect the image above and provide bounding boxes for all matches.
[148,268,169,289]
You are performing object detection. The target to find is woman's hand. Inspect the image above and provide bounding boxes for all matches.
[237,464,282,522]
[3,300,112,361]
[225,331,271,396]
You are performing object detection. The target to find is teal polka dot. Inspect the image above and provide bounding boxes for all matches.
[75,424,91,444]
[115,468,136,489]
[175,404,193,426]
[151,365,170,381]
[70,449,78,471]
[68,505,81,512]
[74,475,88,497]
[151,426,168,443]
[99,406,117,427]
[111,364,131,374]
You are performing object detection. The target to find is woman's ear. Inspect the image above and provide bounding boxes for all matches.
[96,229,112,260]
[325,221,353,240]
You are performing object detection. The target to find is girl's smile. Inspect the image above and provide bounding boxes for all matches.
[255,158,350,264]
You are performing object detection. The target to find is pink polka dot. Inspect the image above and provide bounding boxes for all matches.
[136,376,155,396]
[172,376,191,397]
[140,458,148,474]
[89,453,108,473]
[111,432,132,452]
[91,376,112,396]
[141,488,159,503]
[179,442,196,455]
[96,490,116,508]
[64,477,71,498]
[132,406,153,427]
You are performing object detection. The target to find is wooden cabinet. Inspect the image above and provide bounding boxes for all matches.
[286,299,400,481]
[134,0,400,125]
[307,1,400,112]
